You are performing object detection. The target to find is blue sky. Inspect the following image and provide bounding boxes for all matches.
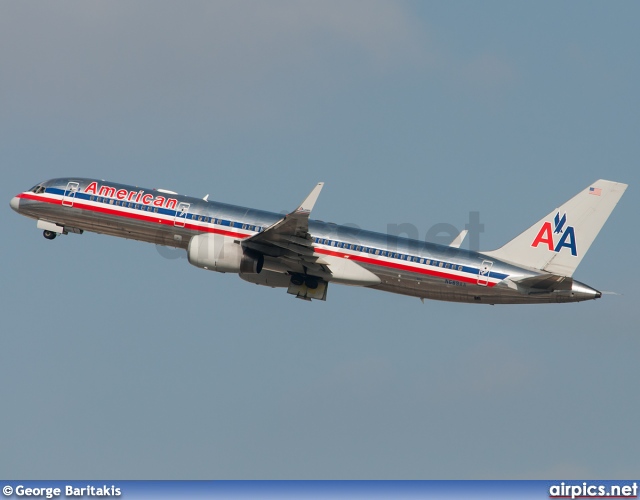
[1,1,638,478]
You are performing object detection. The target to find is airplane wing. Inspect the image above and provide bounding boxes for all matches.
[242,183,381,288]
[241,183,325,271]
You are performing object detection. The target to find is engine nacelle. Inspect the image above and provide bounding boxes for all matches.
[188,233,263,274]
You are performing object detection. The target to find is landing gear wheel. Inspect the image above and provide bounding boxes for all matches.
[305,277,319,290]
[43,230,57,240]
[290,275,304,286]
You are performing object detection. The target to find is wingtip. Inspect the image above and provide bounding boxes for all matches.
[296,182,324,213]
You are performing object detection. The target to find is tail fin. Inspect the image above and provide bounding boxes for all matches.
[484,179,628,276]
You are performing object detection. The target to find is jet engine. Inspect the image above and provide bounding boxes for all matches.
[188,233,263,274]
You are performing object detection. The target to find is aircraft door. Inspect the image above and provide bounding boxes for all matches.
[62,181,79,207]
[477,260,493,286]
[174,202,190,227]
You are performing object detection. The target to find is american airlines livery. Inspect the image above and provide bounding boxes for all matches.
[10,177,627,304]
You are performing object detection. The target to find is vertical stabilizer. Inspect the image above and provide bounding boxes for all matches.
[484,180,627,276]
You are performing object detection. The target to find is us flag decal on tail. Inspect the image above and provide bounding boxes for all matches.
[589,187,602,196]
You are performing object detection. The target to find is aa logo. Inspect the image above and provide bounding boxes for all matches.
[531,212,578,256]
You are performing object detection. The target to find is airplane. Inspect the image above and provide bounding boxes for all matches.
[10,177,627,304]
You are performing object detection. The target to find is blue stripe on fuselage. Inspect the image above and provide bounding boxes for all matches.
[45,186,509,282]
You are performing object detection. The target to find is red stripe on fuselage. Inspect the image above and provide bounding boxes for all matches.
[19,192,497,287]
[17,192,250,240]
[314,247,495,287]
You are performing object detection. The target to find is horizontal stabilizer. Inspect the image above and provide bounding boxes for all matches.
[449,229,468,248]
[511,274,573,291]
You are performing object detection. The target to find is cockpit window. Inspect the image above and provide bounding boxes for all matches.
[29,184,46,194]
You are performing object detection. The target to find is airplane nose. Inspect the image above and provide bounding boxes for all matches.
[10,196,20,212]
